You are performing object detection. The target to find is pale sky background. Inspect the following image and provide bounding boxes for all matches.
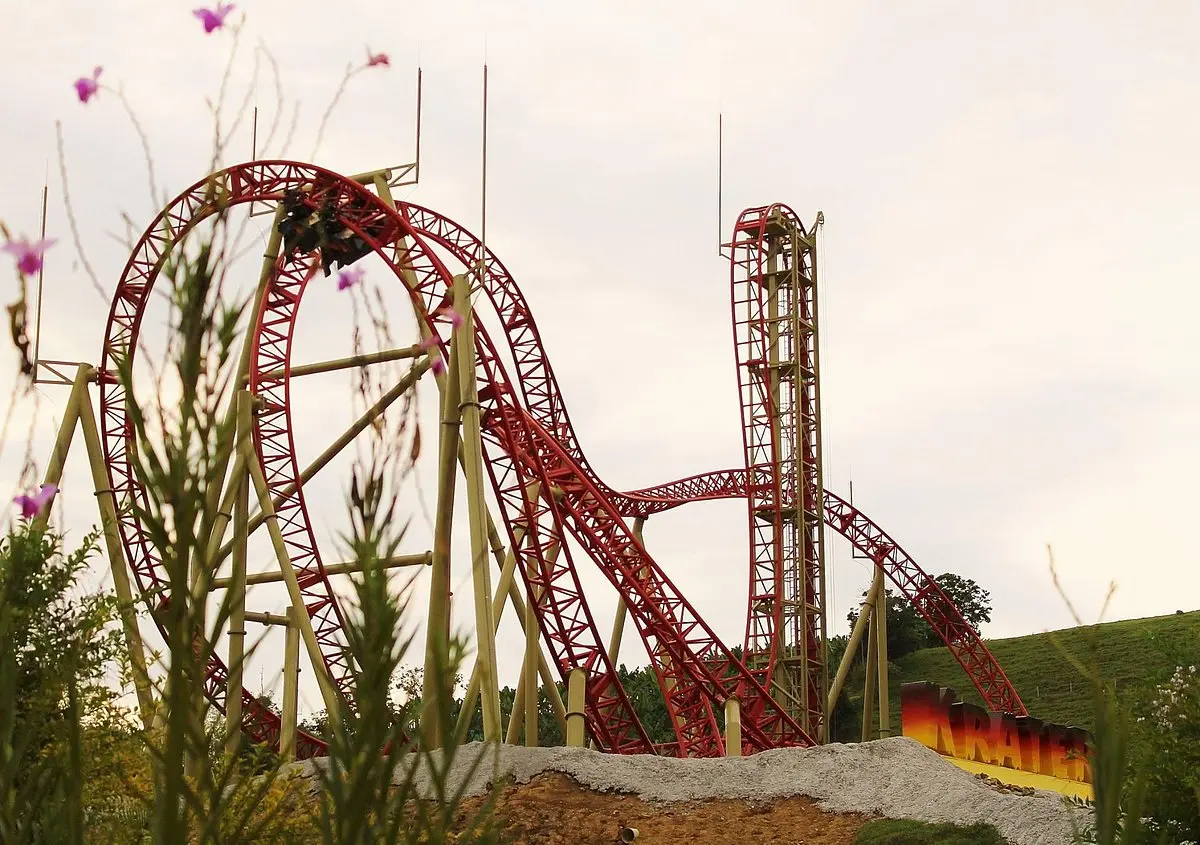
[2,1,1199,716]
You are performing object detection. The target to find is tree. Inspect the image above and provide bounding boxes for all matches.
[0,524,121,841]
[615,665,673,745]
[846,589,932,661]
[932,573,991,630]
[845,572,992,661]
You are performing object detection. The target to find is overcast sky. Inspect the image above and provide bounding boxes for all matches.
[3,1,1199,716]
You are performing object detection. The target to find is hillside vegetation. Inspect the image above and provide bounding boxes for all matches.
[840,609,1200,738]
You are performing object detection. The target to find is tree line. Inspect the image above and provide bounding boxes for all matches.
[290,572,994,748]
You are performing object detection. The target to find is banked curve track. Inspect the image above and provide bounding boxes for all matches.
[100,161,1024,764]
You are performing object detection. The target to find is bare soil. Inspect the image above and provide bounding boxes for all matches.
[454,772,871,844]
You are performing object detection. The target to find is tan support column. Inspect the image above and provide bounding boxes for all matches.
[32,363,88,524]
[724,697,742,757]
[876,574,891,738]
[75,365,156,729]
[607,517,646,667]
[452,273,502,742]
[504,540,564,746]
[420,320,462,748]
[523,539,540,747]
[224,391,251,753]
[376,179,560,745]
[825,566,884,719]
[566,667,587,748]
[281,606,300,762]
[192,205,286,593]
[453,497,538,743]
[498,533,567,738]
[861,610,878,743]
[244,442,341,720]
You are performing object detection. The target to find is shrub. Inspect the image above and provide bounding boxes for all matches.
[855,819,1011,845]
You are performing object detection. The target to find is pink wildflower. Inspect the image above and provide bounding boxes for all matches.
[366,49,390,68]
[74,66,102,104]
[193,3,235,33]
[430,357,447,376]
[439,306,465,329]
[337,266,365,291]
[1,236,56,277]
[13,484,57,520]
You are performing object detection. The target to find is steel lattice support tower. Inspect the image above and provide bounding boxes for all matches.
[731,205,827,739]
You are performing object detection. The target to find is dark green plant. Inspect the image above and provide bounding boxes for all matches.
[0,524,113,845]
[847,573,992,661]
[1043,546,1197,845]
[854,819,1011,845]
[1124,661,1200,843]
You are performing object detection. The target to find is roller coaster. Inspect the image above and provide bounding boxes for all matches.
[40,158,1024,760]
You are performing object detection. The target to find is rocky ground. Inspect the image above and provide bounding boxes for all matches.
[454,771,869,844]
[292,736,1087,845]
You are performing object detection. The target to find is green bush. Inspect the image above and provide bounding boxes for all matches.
[855,819,1011,845]
[1126,664,1200,844]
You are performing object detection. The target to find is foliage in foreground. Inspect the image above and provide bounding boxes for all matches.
[1043,551,1199,845]
[854,819,1011,845]
[2,32,504,838]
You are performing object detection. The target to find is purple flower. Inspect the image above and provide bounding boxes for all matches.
[337,266,365,291]
[193,3,235,33]
[439,306,465,329]
[74,66,102,104]
[1,236,56,277]
[430,357,447,376]
[366,49,390,68]
[13,484,57,520]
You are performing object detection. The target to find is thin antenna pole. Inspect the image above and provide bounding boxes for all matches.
[248,106,258,213]
[480,63,488,275]
[718,112,723,256]
[33,184,48,379]
[415,67,423,183]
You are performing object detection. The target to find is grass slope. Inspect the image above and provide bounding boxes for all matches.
[851,610,1200,735]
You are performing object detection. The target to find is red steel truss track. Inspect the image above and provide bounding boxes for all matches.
[397,204,807,753]
[621,473,1027,716]
[100,160,1023,763]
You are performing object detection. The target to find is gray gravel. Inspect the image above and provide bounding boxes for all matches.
[292,736,1087,845]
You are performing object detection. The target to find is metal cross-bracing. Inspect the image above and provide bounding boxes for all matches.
[97,158,1023,764]
[397,203,811,753]
[729,203,827,738]
[619,473,1027,716]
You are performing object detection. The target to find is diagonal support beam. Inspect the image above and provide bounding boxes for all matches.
[242,430,342,720]
[212,360,430,568]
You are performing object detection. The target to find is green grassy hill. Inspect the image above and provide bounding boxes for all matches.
[841,609,1200,738]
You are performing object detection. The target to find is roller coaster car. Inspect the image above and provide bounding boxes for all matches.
[316,201,372,276]
[276,191,373,276]
[277,189,321,253]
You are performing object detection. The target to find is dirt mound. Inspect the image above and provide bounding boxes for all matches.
[456,772,868,844]
[291,736,1084,845]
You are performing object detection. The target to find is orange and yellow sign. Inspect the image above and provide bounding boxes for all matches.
[900,681,1093,800]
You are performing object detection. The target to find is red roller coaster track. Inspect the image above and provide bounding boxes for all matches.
[99,161,1024,762]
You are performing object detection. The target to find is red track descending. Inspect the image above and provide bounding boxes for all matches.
[101,160,1023,763]
[621,473,1027,716]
